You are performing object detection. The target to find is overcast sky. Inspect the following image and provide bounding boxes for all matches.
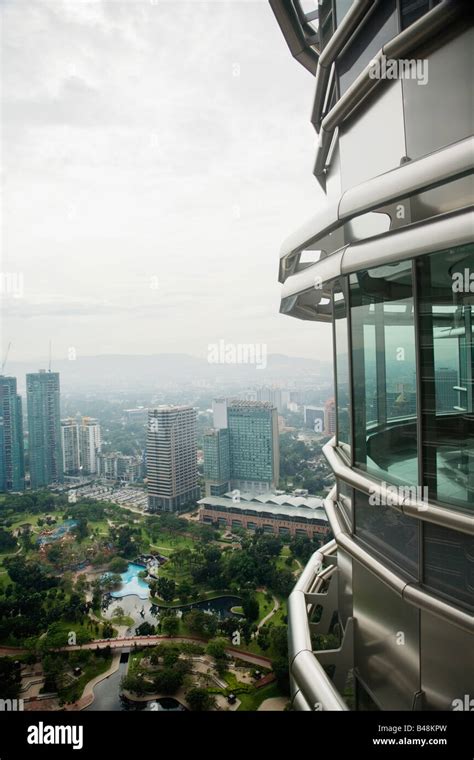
[1,0,331,364]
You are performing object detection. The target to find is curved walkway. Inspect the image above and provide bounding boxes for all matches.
[64,652,121,711]
[257,595,280,630]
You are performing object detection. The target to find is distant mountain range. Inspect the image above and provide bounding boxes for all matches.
[7,353,333,393]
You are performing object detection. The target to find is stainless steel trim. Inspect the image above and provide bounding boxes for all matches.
[324,437,474,536]
[280,207,474,303]
[314,0,464,184]
[269,0,319,75]
[312,0,376,133]
[288,538,349,711]
[324,486,474,634]
[342,206,474,274]
[279,136,474,282]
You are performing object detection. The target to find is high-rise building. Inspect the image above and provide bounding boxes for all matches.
[203,428,230,496]
[27,371,63,488]
[304,405,325,433]
[211,398,228,430]
[146,405,200,512]
[324,397,336,436]
[0,376,24,491]
[271,1,473,711]
[227,400,279,492]
[61,418,80,475]
[79,417,101,474]
[97,451,141,482]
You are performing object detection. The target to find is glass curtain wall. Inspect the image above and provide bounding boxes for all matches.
[349,260,418,487]
[417,244,474,512]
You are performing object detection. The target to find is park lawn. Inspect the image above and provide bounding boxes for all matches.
[237,682,287,711]
[6,512,44,530]
[146,529,196,553]
[255,591,274,622]
[109,615,134,628]
[58,654,112,705]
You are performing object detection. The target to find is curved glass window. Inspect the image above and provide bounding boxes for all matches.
[354,489,419,578]
[423,522,474,613]
[350,260,418,488]
[417,244,474,511]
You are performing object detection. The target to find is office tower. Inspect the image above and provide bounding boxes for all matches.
[27,370,63,488]
[304,405,325,433]
[203,428,230,496]
[79,417,101,474]
[227,400,279,492]
[324,398,336,436]
[0,376,24,491]
[61,418,80,475]
[147,405,200,512]
[211,398,228,430]
[271,1,473,711]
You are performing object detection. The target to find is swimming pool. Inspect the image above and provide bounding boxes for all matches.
[109,562,150,599]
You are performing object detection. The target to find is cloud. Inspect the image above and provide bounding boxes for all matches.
[2,0,328,362]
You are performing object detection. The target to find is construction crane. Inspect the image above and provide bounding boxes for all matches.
[1,342,11,374]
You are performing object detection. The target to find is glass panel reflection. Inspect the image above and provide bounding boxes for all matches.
[350,261,418,488]
[417,244,474,511]
[354,489,419,578]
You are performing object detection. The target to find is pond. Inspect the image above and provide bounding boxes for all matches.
[103,594,242,634]
[85,654,187,712]
[37,519,78,545]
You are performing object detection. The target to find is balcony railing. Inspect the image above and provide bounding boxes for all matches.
[288,538,351,710]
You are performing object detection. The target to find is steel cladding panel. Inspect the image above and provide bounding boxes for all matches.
[338,81,406,191]
[420,609,474,711]
[353,561,420,710]
[403,29,474,161]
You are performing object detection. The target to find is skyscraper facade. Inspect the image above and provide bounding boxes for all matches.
[0,376,24,492]
[227,400,279,492]
[61,418,80,475]
[271,0,473,711]
[147,405,200,512]
[27,371,63,488]
[203,428,230,496]
[79,417,101,474]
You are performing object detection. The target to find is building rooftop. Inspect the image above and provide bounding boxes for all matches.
[227,399,276,410]
[198,491,327,521]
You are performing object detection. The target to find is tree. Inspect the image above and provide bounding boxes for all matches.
[206,638,227,662]
[271,655,289,693]
[108,557,128,573]
[101,573,122,592]
[72,517,88,542]
[270,625,288,657]
[241,593,259,622]
[102,622,114,638]
[183,609,217,638]
[0,659,21,699]
[136,622,155,636]
[155,577,176,602]
[121,673,147,696]
[186,687,216,712]
[153,667,184,694]
[177,581,192,602]
[0,528,17,553]
[161,615,179,636]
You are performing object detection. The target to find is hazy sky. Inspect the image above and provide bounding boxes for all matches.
[2,0,331,364]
